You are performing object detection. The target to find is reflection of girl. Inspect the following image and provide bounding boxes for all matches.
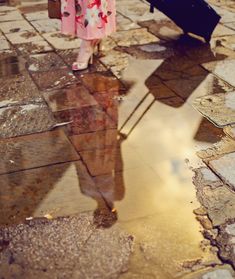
[61,0,116,71]
[71,80,124,227]
[76,138,125,228]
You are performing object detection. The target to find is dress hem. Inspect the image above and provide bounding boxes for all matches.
[61,28,116,41]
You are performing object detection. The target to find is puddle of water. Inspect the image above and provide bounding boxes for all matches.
[115,58,221,277]
[0,51,224,276]
[0,56,224,279]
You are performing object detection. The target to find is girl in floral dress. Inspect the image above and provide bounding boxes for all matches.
[61,0,116,71]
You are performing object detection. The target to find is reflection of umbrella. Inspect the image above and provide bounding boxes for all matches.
[119,92,155,138]
[119,35,226,138]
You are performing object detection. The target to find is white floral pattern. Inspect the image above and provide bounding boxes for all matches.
[61,0,116,40]
[84,6,100,27]
[61,0,115,32]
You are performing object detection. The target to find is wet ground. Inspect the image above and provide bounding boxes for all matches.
[0,0,235,278]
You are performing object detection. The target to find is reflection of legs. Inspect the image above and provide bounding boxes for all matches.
[88,173,118,228]
[76,161,117,227]
[92,144,125,227]
[94,198,117,228]
[72,73,123,226]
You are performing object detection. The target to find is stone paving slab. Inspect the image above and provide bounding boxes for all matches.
[0,49,18,61]
[70,129,117,151]
[5,30,43,44]
[80,72,124,93]
[0,6,17,12]
[116,0,167,22]
[27,52,67,72]
[0,161,96,225]
[0,19,34,34]
[197,136,235,160]
[73,225,133,279]
[0,9,23,22]
[110,28,160,47]
[203,269,234,279]
[224,125,235,139]
[116,13,140,31]
[149,54,206,81]
[0,129,79,175]
[182,266,235,279]
[120,42,177,61]
[92,89,119,121]
[31,68,76,91]
[0,35,10,50]
[0,103,56,138]
[165,75,208,101]
[186,74,234,102]
[208,152,235,191]
[54,106,117,136]
[30,18,60,33]
[211,43,235,60]
[18,0,47,7]
[216,219,235,269]
[19,7,48,16]
[0,71,43,107]
[100,36,117,51]
[193,92,235,127]
[139,19,182,41]
[57,49,82,66]
[193,167,235,226]
[15,40,53,56]
[212,5,235,23]
[24,10,48,21]
[100,49,131,78]
[225,22,235,31]
[42,32,81,50]
[202,59,235,88]
[212,23,235,37]
[219,35,235,51]
[43,83,98,112]
[209,0,235,10]
[0,213,134,279]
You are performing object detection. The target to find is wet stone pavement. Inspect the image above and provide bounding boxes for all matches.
[1,0,235,278]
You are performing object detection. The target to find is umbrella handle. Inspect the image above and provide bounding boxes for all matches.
[118,92,155,138]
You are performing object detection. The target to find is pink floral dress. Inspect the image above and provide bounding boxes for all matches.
[61,0,116,40]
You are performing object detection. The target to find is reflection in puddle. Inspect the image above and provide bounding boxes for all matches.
[0,34,225,276]
[0,56,25,77]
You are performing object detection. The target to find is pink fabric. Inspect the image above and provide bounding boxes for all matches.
[61,0,116,40]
